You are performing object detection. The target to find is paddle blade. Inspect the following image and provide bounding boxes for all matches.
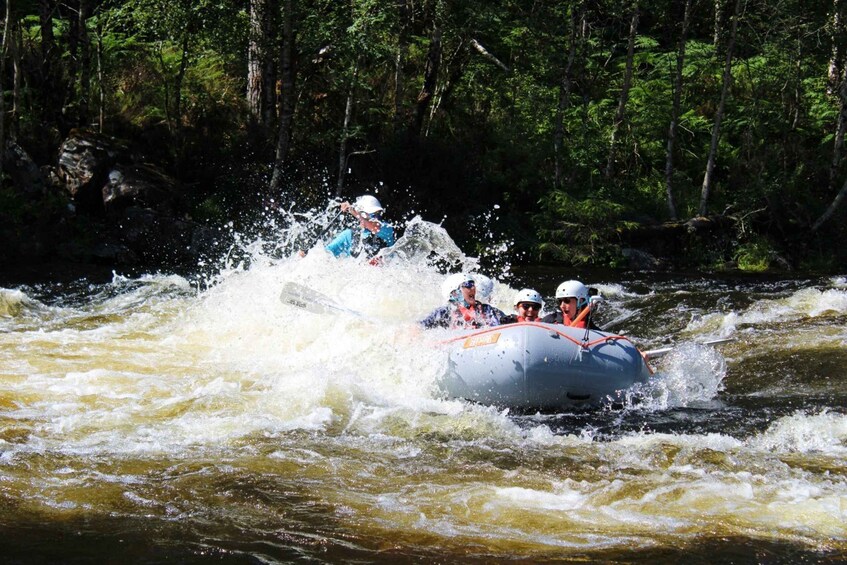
[279,281,365,318]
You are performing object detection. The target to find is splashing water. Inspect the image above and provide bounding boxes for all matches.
[643,343,728,410]
[1,216,846,561]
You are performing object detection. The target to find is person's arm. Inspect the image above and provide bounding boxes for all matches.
[359,216,383,234]
[419,306,450,329]
[325,228,353,257]
[479,304,502,326]
[341,201,383,234]
[491,305,507,325]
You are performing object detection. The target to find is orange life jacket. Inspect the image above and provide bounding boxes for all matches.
[566,317,588,329]
[451,302,498,329]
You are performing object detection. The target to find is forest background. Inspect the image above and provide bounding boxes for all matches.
[2,0,847,274]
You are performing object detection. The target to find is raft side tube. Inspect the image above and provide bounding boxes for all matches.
[439,323,652,410]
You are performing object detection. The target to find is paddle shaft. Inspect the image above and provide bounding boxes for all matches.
[569,304,589,327]
[315,210,343,242]
[642,337,735,360]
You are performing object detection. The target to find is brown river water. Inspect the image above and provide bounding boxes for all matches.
[1,218,846,563]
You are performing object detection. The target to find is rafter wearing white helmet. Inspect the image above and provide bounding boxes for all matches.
[325,194,395,259]
[420,273,505,330]
[512,288,543,322]
[542,279,598,329]
[555,280,589,308]
[354,194,384,215]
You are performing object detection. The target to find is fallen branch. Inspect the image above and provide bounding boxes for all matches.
[470,39,509,73]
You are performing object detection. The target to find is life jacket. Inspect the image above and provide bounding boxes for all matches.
[340,212,390,258]
[568,317,588,329]
[359,230,390,257]
[452,303,479,328]
[450,302,498,329]
[550,310,588,328]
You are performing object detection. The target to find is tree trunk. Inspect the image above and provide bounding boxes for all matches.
[0,0,10,172]
[792,35,802,130]
[699,0,742,216]
[269,0,295,194]
[262,0,278,127]
[174,36,189,131]
[393,0,409,132]
[12,15,21,138]
[828,67,847,192]
[96,17,104,132]
[817,65,847,231]
[554,2,583,189]
[415,3,442,137]
[605,0,639,179]
[247,0,273,123]
[713,0,725,47]
[39,0,58,125]
[826,0,847,191]
[336,62,359,197]
[664,0,692,220]
[829,0,845,95]
[171,35,190,171]
[247,0,264,119]
[78,0,92,126]
[157,46,172,131]
[571,13,591,187]
[66,0,79,118]
[425,40,465,137]
[813,173,847,231]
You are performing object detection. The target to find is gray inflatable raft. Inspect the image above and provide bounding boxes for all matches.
[439,322,653,410]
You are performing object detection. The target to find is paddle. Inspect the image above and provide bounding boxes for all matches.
[279,281,368,319]
[569,295,604,327]
[315,209,343,241]
[297,208,343,254]
[642,337,736,360]
[599,308,641,332]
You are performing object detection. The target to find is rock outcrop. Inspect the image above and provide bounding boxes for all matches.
[2,131,222,269]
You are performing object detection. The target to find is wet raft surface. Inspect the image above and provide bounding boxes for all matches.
[442,323,652,409]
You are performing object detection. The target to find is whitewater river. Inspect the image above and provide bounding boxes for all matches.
[1,227,846,562]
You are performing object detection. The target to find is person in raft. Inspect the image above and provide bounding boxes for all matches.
[420,274,505,329]
[541,279,601,329]
[500,288,544,324]
[325,194,395,259]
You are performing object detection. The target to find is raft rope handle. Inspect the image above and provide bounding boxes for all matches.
[438,322,653,374]
[440,321,632,350]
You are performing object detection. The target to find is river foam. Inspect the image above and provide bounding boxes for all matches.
[2,224,846,559]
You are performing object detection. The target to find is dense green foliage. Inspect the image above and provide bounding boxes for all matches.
[2,0,847,270]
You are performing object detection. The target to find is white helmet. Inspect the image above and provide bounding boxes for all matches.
[555,280,589,308]
[514,288,543,307]
[441,272,492,301]
[355,194,384,214]
[441,273,469,300]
